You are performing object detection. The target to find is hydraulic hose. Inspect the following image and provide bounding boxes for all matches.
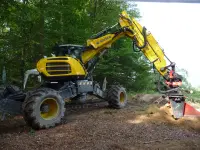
[133,27,147,52]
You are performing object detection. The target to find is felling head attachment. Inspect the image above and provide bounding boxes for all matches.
[158,63,200,119]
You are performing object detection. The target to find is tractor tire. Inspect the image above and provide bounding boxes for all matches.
[106,85,127,109]
[22,88,66,130]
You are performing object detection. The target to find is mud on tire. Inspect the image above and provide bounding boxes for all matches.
[22,88,65,130]
[106,85,127,109]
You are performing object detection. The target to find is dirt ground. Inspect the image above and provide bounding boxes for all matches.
[0,94,200,150]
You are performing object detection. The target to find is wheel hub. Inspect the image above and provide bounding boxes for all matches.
[40,98,59,120]
[40,104,49,113]
[120,92,125,103]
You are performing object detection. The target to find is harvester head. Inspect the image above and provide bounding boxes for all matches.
[157,62,200,119]
[169,99,200,119]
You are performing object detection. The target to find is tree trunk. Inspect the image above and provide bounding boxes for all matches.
[91,0,98,32]
[39,0,44,57]
[60,0,64,43]
[21,0,27,88]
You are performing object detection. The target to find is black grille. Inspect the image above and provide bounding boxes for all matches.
[47,71,70,75]
[47,58,68,60]
[46,62,71,75]
[46,67,70,71]
[46,62,67,66]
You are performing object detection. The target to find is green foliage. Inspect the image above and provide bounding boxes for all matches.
[184,89,200,103]
[0,0,154,92]
[93,38,154,91]
[176,67,192,89]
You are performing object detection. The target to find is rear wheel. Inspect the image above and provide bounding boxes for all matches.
[106,85,127,109]
[22,88,65,130]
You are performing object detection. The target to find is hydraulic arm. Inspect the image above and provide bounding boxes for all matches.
[82,11,168,77]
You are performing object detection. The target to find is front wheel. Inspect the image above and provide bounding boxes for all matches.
[106,85,128,109]
[22,88,65,130]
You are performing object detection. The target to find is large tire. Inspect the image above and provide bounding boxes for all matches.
[106,85,127,109]
[22,88,65,130]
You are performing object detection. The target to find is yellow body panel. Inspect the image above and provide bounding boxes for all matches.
[119,11,136,38]
[119,11,167,76]
[82,49,99,64]
[87,34,115,48]
[81,11,167,77]
[82,33,123,63]
[37,56,86,77]
[82,34,115,63]
[131,17,166,76]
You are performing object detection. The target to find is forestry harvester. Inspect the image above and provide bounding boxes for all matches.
[0,11,200,130]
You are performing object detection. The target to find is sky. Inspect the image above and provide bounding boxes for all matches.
[130,2,200,88]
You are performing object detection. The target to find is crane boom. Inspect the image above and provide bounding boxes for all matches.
[81,11,167,77]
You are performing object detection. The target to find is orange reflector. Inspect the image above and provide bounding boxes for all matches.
[165,81,182,86]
